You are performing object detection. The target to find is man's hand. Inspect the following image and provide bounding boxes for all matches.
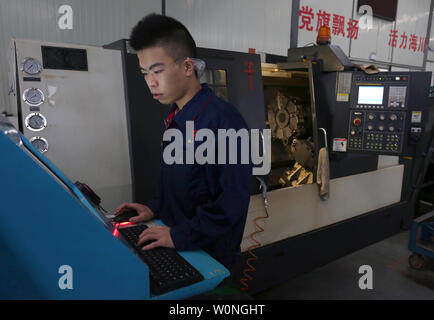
[137,226,175,250]
[114,202,155,223]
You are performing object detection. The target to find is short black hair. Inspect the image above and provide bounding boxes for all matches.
[129,13,197,60]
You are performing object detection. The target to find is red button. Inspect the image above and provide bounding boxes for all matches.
[353,118,362,126]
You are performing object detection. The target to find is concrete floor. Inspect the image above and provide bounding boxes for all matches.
[253,231,434,300]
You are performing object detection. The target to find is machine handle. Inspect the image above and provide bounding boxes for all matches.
[319,128,328,150]
[260,130,266,159]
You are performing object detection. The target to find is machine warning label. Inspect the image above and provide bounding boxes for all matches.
[333,138,347,152]
[336,72,352,102]
[411,111,422,123]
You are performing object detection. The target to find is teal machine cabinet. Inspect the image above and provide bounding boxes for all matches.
[0,117,228,299]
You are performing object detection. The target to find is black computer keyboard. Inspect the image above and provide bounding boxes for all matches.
[118,224,204,294]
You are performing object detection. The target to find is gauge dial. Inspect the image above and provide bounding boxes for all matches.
[23,88,45,106]
[25,113,47,132]
[20,58,42,75]
[29,136,48,153]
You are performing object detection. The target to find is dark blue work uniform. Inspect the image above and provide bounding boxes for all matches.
[146,83,252,268]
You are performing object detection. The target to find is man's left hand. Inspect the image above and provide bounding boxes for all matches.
[137,226,175,250]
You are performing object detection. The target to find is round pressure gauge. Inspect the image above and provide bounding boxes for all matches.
[23,88,45,106]
[29,136,49,153]
[20,58,43,75]
[25,113,47,132]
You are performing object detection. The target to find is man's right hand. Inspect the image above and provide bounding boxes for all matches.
[114,202,155,223]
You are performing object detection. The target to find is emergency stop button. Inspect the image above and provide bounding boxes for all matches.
[353,118,362,126]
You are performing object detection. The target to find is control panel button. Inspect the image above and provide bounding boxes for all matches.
[353,118,362,126]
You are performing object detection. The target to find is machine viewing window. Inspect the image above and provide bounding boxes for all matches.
[357,86,384,105]
[200,69,228,102]
[261,63,314,191]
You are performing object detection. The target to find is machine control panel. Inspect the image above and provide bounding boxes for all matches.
[348,110,405,153]
[347,73,412,154]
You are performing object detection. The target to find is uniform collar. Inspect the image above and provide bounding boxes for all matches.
[166,83,213,129]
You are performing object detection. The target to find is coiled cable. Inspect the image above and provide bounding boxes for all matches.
[240,177,269,291]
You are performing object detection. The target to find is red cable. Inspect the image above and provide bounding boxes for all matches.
[239,206,269,291]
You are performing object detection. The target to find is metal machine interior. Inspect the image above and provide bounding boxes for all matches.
[262,64,315,190]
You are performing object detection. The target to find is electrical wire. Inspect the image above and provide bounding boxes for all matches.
[239,177,269,292]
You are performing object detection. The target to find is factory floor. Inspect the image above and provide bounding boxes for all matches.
[252,230,434,300]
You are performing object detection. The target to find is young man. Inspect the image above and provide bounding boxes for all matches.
[115,13,252,269]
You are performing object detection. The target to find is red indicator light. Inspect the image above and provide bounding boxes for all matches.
[112,221,135,238]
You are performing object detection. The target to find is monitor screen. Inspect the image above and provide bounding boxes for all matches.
[357,86,384,105]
